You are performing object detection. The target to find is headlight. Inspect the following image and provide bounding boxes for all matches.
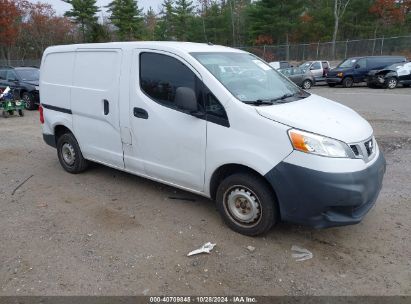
[288,129,350,158]
[337,72,344,77]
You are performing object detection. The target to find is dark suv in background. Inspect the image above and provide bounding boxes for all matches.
[326,56,406,88]
[0,66,40,110]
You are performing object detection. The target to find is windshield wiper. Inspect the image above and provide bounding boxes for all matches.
[245,91,309,106]
[243,99,274,106]
[270,93,296,103]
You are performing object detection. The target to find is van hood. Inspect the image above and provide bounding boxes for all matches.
[255,94,373,143]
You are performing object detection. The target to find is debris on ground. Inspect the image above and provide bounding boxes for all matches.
[291,245,313,261]
[247,246,256,252]
[11,174,34,195]
[187,242,216,257]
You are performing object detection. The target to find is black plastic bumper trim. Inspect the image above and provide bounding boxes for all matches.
[43,133,56,148]
[265,152,386,228]
[41,103,72,114]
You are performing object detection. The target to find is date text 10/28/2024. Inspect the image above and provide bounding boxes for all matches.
[149,296,257,303]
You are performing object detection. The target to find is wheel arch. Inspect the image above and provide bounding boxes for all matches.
[54,124,74,144]
[209,163,278,203]
[19,89,27,97]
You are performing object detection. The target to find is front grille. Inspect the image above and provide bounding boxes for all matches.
[349,137,376,162]
[350,145,360,156]
[364,139,374,156]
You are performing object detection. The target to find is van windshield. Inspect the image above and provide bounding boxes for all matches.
[338,59,357,68]
[191,52,304,104]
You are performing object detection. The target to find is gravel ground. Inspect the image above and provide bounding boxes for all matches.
[0,85,410,296]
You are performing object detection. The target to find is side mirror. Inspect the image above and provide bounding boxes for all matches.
[175,87,198,113]
[355,64,360,69]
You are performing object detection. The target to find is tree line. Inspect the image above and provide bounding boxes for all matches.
[1,0,410,62]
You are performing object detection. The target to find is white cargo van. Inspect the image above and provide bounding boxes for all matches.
[40,42,386,236]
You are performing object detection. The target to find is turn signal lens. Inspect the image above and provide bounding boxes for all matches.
[288,129,350,158]
[337,72,344,77]
[289,131,309,152]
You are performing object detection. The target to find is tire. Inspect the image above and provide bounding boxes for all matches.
[342,77,354,88]
[327,83,336,87]
[22,92,36,110]
[18,109,24,117]
[216,173,278,236]
[385,77,398,89]
[56,132,89,174]
[302,79,312,90]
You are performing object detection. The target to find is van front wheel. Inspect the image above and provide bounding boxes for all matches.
[57,133,88,174]
[216,173,277,236]
[342,77,354,88]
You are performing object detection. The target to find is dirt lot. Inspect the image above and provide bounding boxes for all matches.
[0,86,410,296]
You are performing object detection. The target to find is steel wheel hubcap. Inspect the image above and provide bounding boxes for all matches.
[224,186,261,227]
[61,143,76,166]
[303,81,310,89]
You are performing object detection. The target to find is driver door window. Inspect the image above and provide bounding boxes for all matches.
[140,52,202,112]
[311,62,321,70]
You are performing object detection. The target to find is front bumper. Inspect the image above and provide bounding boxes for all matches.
[265,151,386,228]
[326,77,343,84]
[366,75,385,86]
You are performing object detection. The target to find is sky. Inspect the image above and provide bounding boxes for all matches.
[29,0,164,16]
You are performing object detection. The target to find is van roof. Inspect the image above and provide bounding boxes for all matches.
[44,41,244,55]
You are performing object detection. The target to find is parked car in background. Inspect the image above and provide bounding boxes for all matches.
[299,61,330,83]
[279,67,315,89]
[327,56,406,88]
[0,66,39,110]
[269,61,291,70]
[366,61,411,89]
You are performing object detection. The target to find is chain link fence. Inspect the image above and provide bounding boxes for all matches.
[239,35,411,63]
[0,59,41,68]
[1,35,410,67]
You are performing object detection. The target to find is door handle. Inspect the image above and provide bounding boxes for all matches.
[103,99,109,115]
[133,107,148,119]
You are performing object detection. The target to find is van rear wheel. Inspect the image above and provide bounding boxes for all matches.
[216,173,277,236]
[57,133,88,174]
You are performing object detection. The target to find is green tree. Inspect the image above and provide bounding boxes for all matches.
[173,0,195,41]
[106,0,143,41]
[144,7,157,40]
[89,22,112,42]
[155,0,175,40]
[64,0,99,42]
[248,0,305,58]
